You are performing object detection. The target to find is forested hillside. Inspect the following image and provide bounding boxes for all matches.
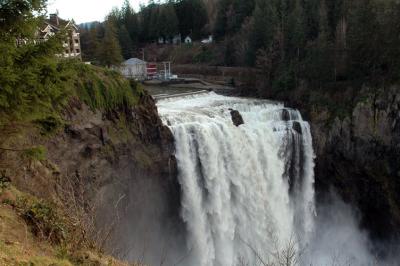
[81,0,400,94]
[0,1,146,264]
[214,0,400,92]
[80,0,209,64]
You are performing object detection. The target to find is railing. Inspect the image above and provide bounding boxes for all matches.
[16,38,48,46]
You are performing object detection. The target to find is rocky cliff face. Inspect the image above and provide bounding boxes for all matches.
[3,93,182,262]
[313,87,400,242]
[255,84,400,244]
[54,94,184,262]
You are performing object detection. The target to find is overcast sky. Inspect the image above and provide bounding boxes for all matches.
[47,0,147,24]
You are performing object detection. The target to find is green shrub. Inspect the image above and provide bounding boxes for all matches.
[34,115,63,135]
[22,146,46,162]
[194,47,214,64]
[72,62,141,111]
[0,40,74,122]
[1,48,142,124]
[0,170,11,191]
[15,197,67,244]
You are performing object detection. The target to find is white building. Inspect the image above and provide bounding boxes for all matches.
[158,37,165,44]
[16,14,81,59]
[44,14,81,59]
[201,35,213,44]
[120,58,147,80]
[173,34,181,45]
[184,35,192,44]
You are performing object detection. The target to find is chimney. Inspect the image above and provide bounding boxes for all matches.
[49,14,59,26]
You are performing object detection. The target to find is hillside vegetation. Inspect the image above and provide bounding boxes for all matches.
[0,1,144,264]
[80,0,400,95]
[0,183,130,266]
[0,1,142,123]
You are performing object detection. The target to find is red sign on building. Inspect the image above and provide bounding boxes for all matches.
[146,63,157,79]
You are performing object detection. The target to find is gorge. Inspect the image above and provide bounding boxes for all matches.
[108,92,386,265]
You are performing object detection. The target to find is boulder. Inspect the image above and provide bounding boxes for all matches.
[230,110,244,127]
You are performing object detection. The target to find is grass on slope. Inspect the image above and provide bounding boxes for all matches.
[0,59,143,128]
[72,62,143,111]
[0,186,130,266]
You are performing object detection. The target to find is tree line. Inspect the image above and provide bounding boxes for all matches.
[213,0,400,91]
[80,0,208,64]
[80,0,400,91]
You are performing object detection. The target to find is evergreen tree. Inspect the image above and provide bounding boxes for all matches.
[287,0,306,58]
[80,25,100,62]
[214,0,255,39]
[159,3,179,40]
[121,0,139,45]
[175,0,208,39]
[248,0,279,65]
[149,4,160,40]
[287,0,306,86]
[97,20,123,67]
[118,25,133,59]
[318,0,330,41]
[214,0,230,39]
[303,0,335,86]
[347,0,381,79]
[0,0,79,118]
[303,0,320,41]
[139,4,153,42]
[0,0,47,40]
[382,1,400,80]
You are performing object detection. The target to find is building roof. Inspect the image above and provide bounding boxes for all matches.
[40,14,78,33]
[123,58,146,65]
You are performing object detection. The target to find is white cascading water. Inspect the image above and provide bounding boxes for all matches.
[157,92,316,266]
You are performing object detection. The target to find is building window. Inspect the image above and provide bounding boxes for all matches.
[75,49,80,53]
[75,39,79,44]
[65,50,69,54]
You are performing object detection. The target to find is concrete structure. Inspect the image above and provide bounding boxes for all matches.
[121,58,147,80]
[121,58,175,81]
[159,62,172,80]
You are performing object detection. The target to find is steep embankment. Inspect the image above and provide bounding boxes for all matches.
[47,93,181,262]
[252,84,400,244]
[0,63,180,264]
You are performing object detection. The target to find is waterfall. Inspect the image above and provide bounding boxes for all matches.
[158,92,316,266]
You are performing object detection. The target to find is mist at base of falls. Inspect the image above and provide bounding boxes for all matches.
[121,92,397,266]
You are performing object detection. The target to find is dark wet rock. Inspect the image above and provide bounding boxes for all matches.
[64,125,81,139]
[230,109,244,127]
[292,121,302,134]
[250,84,400,243]
[282,109,291,121]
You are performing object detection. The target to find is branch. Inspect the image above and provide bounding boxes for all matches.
[0,147,26,152]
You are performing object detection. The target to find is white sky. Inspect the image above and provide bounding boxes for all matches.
[47,0,147,24]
